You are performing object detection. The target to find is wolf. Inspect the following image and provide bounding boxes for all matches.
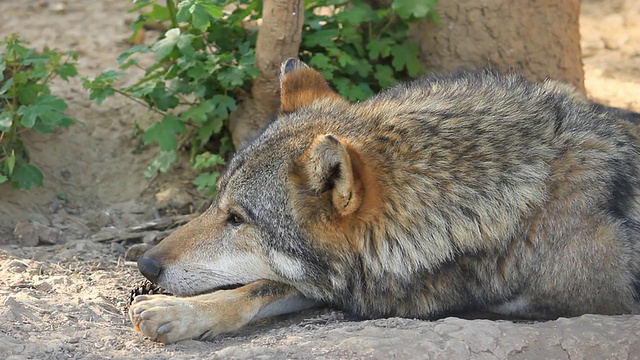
[129,58,640,344]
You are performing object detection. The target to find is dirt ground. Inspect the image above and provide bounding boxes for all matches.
[1,0,640,359]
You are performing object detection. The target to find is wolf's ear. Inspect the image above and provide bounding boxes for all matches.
[303,134,361,216]
[279,58,343,113]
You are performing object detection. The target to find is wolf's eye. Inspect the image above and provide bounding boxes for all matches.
[227,213,244,226]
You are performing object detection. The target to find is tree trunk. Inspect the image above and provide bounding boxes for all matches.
[411,0,584,91]
[228,0,305,148]
[229,0,585,147]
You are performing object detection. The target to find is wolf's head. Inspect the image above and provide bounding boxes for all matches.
[137,59,383,299]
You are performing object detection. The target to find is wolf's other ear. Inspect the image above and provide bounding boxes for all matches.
[303,134,361,216]
[279,58,343,113]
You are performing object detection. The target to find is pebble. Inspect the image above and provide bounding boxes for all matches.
[36,223,62,245]
[155,187,193,212]
[6,260,29,273]
[125,243,154,261]
[13,220,39,246]
[110,242,126,254]
[13,220,62,246]
[142,232,157,244]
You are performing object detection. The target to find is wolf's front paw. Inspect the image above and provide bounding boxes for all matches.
[129,291,253,344]
[129,294,209,343]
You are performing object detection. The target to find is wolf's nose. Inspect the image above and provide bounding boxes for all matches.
[137,255,162,283]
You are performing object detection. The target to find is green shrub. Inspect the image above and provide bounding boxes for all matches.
[302,0,438,101]
[0,34,79,190]
[83,0,437,197]
[83,0,255,197]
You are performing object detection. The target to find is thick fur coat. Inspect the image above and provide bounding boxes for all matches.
[130,59,640,343]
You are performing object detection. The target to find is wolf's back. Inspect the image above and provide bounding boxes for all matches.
[257,69,640,318]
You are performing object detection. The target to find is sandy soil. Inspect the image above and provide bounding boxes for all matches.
[1,0,640,359]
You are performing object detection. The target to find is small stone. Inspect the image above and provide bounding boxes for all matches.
[7,260,29,273]
[125,243,154,261]
[60,168,71,180]
[34,281,53,292]
[94,210,114,228]
[14,220,39,246]
[142,232,157,244]
[49,200,65,214]
[110,242,126,254]
[50,2,65,13]
[602,35,628,50]
[27,213,52,226]
[36,223,62,245]
[155,187,193,212]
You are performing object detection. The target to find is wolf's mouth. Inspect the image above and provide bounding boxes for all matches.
[199,283,244,294]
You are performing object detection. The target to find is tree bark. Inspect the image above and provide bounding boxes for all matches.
[228,0,305,148]
[411,0,584,91]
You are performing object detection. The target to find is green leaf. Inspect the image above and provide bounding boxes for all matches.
[181,99,216,123]
[193,171,220,197]
[17,95,68,128]
[153,28,181,60]
[218,133,234,154]
[6,150,16,174]
[218,68,246,89]
[186,62,208,82]
[333,78,374,101]
[10,164,43,189]
[309,54,334,71]
[22,53,51,67]
[335,3,377,25]
[391,43,423,77]
[147,3,171,21]
[191,6,212,31]
[391,0,437,20]
[177,1,223,31]
[176,33,195,60]
[141,115,185,151]
[144,150,178,178]
[16,82,46,105]
[193,152,225,170]
[0,77,13,96]
[0,111,12,131]
[196,119,216,146]
[210,117,224,134]
[304,29,340,48]
[176,0,194,22]
[31,115,77,133]
[0,174,7,184]
[367,38,394,60]
[82,70,124,105]
[345,59,372,78]
[55,62,78,81]
[337,53,356,68]
[211,94,236,118]
[201,3,224,19]
[87,86,115,105]
[117,44,151,65]
[147,84,179,111]
[131,0,153,11]
[374,65,397,88]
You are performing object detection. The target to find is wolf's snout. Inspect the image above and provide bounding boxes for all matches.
[138,255,162,283]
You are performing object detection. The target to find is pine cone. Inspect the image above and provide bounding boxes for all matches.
[129,279,172,307]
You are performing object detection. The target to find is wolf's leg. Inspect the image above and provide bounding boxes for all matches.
[129,280,319,344]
